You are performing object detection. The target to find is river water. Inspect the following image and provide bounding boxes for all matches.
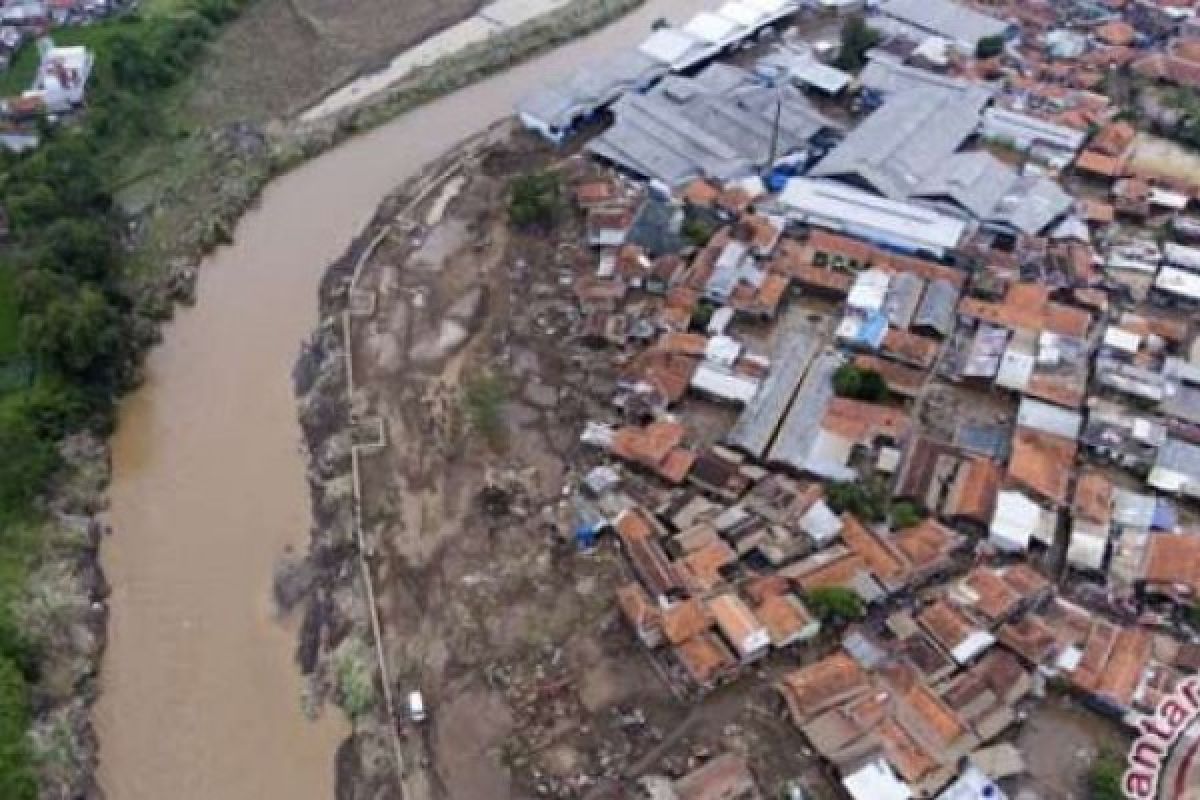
[95,0,702,796]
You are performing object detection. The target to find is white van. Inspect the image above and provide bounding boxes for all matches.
[407,690,426,722]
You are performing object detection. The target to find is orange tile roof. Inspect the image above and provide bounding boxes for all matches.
[778,653,868,722]
[877,716,940,783]
[957,283,1091,338]
[624,349,698,404]
[882,329,940,369]
[998,615,1057,665]
[962,567,1021,623]
[792,264,853,295]
[658,332,709,356]
[1075,149,1127,178]
[662,598,712,645]
[853,354,926,397]
[675,632,736,687]
[678,539,737,593]
[616,583,662,636]
[1080,198,1115,224]
[613,420,686,466]
[754,593,815,647]
[944,456,1001,525]
[919,599,979,653]
[1090,120,1136,157]
[891,519,962,575]
[1007,428,1077,506]
[1002,563,1050,600]
[1095,20,1135,46]
[823,397,912,443]
[841,514,910,585]
[1142,534,1200,596]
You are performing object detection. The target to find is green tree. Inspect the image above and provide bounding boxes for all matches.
[508,171,563,231]
[975,35,1006,59]
[805,587,865,623]
[832,364,887,402]
[0,657,35,800]
[38,219,117,282]
[0,406,59,515]
[826,482,887,522]
[835,15,881,72]
[19,286,124,381]
[891,502,922,529]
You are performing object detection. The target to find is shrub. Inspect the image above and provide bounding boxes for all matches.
[891,502,922,529]
[508,171,562,231]
[682,217,714,248]
[805,588,865,623]
[463,374,509,451]
[1088,751,1124,800]
[976,34,1006,59]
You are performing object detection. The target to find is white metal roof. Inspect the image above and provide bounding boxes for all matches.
[951,630,996,664]
[800,500,842,545]
[844,759,913,800]
[1156,265,1200,300]
[1103,325,1142,354]
[684,11,743,45]
[1150,187,1189,210]
[638,28,703,66]
[780,178,968,254]
[691,364,760,404]
[990,491,1041,552]
[716,1,766,28]
[1164,241,1200,272]
[1017,398,1083,439]
[848,268,891,312]
[1067,528,1107,571]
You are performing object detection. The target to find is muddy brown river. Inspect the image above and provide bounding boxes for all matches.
[95,1,701,796]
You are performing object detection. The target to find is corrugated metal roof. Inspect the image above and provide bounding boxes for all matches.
[812,87,989,200]
[913,278,959,336]
[876,0,1009,47]
[768,350,841,473]
[1017,397,1083,439]
[589,65,835,188]
[861,50,984,96]
[726,325,819,458]
[779,178,968,253]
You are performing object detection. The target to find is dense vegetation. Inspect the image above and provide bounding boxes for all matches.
[0,0,249,789]
[975,34,1006,60]
[832,363,888,402]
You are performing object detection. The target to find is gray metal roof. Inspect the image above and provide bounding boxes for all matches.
[860,51,985,97]
[986,173,1073,236]
[516,49,667,131]
[876,0,1009,48]
[1017,397,1083,440]
[913,278,959,336]
[885,271,925,329]
[913,151,1017,221]
[726,324,820,458]
[1156,438,1200,481]
[588,64,836,188]
[810,87,989,201]
[767,350,841,473]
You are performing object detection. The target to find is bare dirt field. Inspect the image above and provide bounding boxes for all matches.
[1016,695,1131,800]
[296,128,843,799]
[185,0,483,124]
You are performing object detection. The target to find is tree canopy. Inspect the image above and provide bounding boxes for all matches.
[835,15,881,72]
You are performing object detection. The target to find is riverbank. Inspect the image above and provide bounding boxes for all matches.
[78,0,697,795]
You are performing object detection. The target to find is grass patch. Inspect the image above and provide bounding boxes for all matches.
[463,373,509,452]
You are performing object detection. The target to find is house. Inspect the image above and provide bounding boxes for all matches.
[707,593,771,663]
[30,39,93,113]
[651,753,762,800]
[918,599,996,664]
[1006,427,1078,508]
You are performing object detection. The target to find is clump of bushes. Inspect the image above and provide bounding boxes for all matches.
[508,170,563,231]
